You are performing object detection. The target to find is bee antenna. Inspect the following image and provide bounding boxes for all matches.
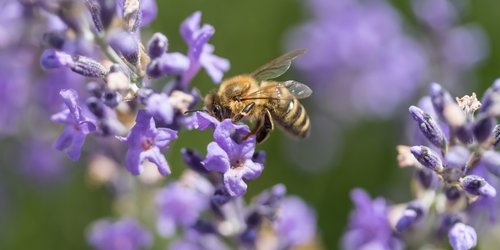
[184,109,208,115]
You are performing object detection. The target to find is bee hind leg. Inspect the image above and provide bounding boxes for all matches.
[243,109,273,143]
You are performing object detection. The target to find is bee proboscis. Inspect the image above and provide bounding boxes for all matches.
[204,49,312,143]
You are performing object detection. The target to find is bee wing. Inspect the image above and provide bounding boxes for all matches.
[241,81,312,101]
[250,49,307,81]
[282,80,312,99]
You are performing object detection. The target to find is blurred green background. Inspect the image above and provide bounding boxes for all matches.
[2,0,500,249]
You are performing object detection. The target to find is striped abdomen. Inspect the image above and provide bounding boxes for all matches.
[269,97,310,138]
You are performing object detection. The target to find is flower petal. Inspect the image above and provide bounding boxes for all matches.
[223,169,247,197]
[143,147,171,176]
[202,142,230,173]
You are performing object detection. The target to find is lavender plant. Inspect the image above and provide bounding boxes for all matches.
[343,81,500,249]
[2,1,319,249]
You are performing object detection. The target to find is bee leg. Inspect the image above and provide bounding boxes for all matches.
[232,102,255,123]
[255,109,274,143]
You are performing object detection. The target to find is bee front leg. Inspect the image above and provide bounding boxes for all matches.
[232,102,255,123]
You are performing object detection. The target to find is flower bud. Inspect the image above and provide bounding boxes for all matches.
[146,53,190,78]
[409,106,447,149]
[86,96,106,118]
[71,56,108,78]
[459,175,496,198]
[108,31,139,65]
[410,146,444,172]
[86,82,104,98]
[482,150,500,177]
[430,82,454,121]
[480,78,500,113]
[102,90,122,108]
[147,33,168,59]
[123,0,142,32]
[40,49,74,70]
[445,146,469,168]
[455,124,474,145]
[181,148,209,174]
[494,124,500,147]
[42,32,66,49]
[395,202,425,232]
[448,223,477,250]
[445,186,462,201]
[473,115,495,142]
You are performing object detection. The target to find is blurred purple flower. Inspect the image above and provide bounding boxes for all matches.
[156,182,210,237]
[412,0,457,32]
[274,196,316,248]
[51,89,97,160]
[180,11,230,86]
[87,218,153,250]
[287,0,426,119]
[342,189,402,250]
[202,120,263,197]
[448,222,477,250]
[144,93,174,124]
[119,110,177,176]
[21,138,67,183]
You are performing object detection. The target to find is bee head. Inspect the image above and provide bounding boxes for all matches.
[204,91,229,121]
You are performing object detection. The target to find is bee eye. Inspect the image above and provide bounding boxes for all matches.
[214,104,223,120]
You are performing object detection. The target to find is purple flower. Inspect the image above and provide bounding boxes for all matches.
[21,138,67,183]
[448,223,477,250]
[119,110,177,176]
[412,0,457,32]
[107,30,139,64]
[156,182,209,237]
[40,49,74,69]
[409,106,447,149]
[202,119,263,197]
[189,111,220,131]
[459,175,496,198]
[180,11,230,86]
[410,146,444,172]
[51,89,96,160]
[395,202,425,232]
[342,189,402,250]
[274,196,316,247]
[147,32,168,59]
[144,93,174,124]
[87,218,153,250]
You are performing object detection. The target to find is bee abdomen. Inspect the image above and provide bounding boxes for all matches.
[274,99,310,138]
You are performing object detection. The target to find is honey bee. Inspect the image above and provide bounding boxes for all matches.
[204,49,312,143]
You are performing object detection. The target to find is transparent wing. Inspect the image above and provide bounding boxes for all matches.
[250,49,306,81]
[282,80,312,99]
[241,81,312,101]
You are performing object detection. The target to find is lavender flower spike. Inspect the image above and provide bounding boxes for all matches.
[410,146,444,172]
[156,182,209,237]
[180,11,230,85]
[202,119,264,197]
[448,223,477,250]
[51,89,96,160]
[120,110,177,176]
[274,196,316,248]
[87,218,153,250]
[409,106,447,149]
[459,175,496,198]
